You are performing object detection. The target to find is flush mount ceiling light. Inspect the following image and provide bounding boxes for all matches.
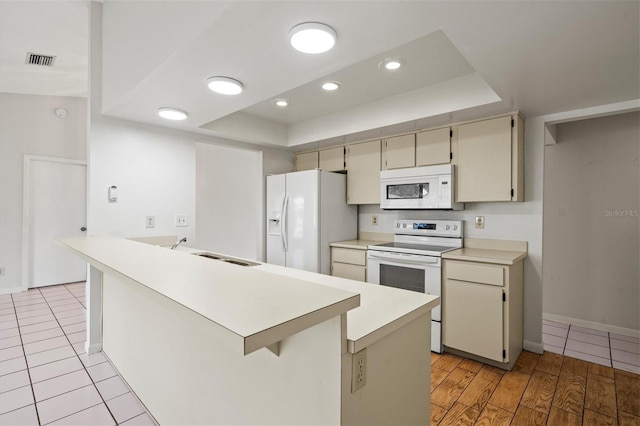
[157,107,188,121]
[321,81,341,91]
[289,22,336,54]
[273,99,289,107]
[207,76,244,95]
[379,58,406,71]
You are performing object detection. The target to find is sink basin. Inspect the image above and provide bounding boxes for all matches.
[192,252,259,267]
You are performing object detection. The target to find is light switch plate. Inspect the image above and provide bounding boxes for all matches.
[145,216,155,229]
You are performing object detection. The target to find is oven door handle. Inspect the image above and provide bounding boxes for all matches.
[368,253,439,265]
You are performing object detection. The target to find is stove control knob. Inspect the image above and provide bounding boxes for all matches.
[446,225,451,230]
[396,223,400,228]
[453,225,458,230]
[403,223,407,228]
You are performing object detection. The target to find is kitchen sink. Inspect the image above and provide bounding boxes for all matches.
[192,252,259,267]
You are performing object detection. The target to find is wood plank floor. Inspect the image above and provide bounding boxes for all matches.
[430,350,640,425]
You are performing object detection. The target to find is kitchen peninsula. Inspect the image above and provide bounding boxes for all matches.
[58,236,439,425]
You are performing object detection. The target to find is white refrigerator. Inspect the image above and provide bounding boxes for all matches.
[266,170,357,274]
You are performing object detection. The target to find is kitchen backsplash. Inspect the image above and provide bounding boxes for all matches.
[358,203,537,242]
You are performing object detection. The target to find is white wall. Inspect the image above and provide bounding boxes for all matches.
[195,142,263,260]
[543,112,639,332]
[358,116,546,352]
[89,115,196,243]
[0,93,87,293]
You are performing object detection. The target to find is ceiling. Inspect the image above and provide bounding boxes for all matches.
[1,1,638,150]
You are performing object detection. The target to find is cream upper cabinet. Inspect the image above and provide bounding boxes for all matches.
[294,151,319,171]
[455,115,524,202]
[416,127,451,166]
[382,134,415,170]
[319,146,345,172]
[346,140,381,205]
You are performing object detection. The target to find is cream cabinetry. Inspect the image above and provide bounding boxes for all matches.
[416,127,451,166]
[455,114,524,202]
[442,255,524,370]
[294,151,318,171]
[319,146,345,172]
[382,134,415,170]
[346,140,381,204]
[331,247,367,282]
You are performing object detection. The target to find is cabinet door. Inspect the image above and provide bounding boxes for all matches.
[416,127,450,166]
[383,134,415,170]
[319,146,345,172]
[331,262,366,281]
[444,279,504,362]
[295,151,319,171]
[346,140,381,204]
[456,116,512,202]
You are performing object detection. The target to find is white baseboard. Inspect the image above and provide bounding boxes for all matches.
[523,340,544,354]
[0,286,25,295]
[543,312,640,338]
[86,342,103,354]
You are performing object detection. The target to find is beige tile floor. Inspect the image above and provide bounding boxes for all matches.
[0,283,157,425]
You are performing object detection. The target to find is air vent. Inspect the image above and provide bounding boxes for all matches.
[25,52,56,67]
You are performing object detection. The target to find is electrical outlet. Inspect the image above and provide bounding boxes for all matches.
[145,216,155,229]
[0,267,5,276]
[351,348,367,392]
[475,216,485,229]
[371,215,378,226]
[175,214,188,227]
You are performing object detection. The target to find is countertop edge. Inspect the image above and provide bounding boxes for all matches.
[442,248,527,265]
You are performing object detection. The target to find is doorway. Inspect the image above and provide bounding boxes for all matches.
[22,155,87,289]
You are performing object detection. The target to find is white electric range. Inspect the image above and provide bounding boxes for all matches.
[367,219,463,353]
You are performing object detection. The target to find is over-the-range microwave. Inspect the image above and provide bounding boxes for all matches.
[379,164,464,210]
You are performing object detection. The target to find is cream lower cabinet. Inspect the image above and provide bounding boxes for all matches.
[443,259,523,369]
[331,247,367,282]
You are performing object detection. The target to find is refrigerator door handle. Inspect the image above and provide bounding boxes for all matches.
[281,195,289,252]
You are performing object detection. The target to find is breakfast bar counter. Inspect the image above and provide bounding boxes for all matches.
[58,236,438,425]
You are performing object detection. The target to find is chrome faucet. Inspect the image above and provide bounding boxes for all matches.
[171,237,187,250]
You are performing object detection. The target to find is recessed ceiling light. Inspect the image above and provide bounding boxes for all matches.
[289,22,336,54]
[321,81,341,91]
[274,99,289,107]
[207,76,244,95]
[379,58,406,71]
[157,107,188,121]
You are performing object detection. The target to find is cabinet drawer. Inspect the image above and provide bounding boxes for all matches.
[332,248,366,266]
[332,262,366,282]
[446,261,504,286]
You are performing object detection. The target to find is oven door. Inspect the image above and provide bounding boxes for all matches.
[366,250,441,321]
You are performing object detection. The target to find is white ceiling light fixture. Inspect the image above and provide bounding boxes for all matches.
[54,108,67,119]
[321,81,341,91]
[274,99,289,107]
[379,58,406,71]
[157,107,188,121]
[289,22,337,54]
[207,76,244,95]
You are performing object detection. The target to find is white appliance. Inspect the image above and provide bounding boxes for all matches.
[266,170,357,274]
[379,164,463,210]
[367,219,463,353]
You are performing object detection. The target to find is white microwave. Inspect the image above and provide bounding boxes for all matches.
[379,164,463,210]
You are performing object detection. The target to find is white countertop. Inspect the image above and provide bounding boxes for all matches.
[59,236,439,356]
[442,248,527,265]
[256,263,439,353]
[58,236,360,355]
[329,239,390,250]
